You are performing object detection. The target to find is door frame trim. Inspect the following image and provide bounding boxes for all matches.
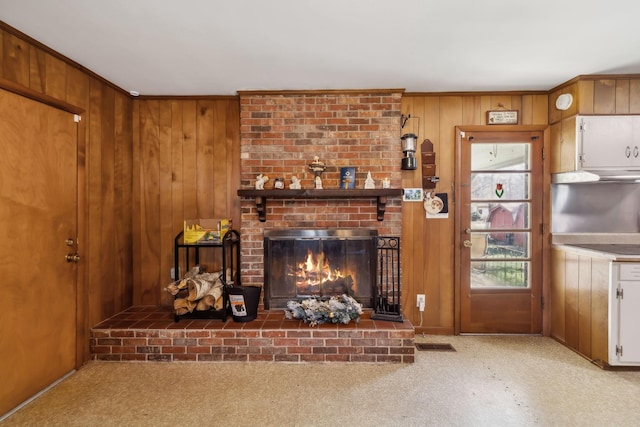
[454,125,551,335]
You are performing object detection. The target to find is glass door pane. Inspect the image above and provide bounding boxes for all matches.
[469,142,531,289]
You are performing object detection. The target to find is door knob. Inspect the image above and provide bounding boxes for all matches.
[65,253,80,263]
[464,228,471,234]
[65,239,75,246]
[463,240,473,248]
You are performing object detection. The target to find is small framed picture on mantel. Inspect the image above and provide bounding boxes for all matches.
[487,110,518,125]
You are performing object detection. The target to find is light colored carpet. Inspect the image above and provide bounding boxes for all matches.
[2,335,640,427]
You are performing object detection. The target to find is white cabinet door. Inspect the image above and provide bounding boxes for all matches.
[631,117,640,167]
[611,263,640,365]
[618,281,640,363]
[579,116,637,169]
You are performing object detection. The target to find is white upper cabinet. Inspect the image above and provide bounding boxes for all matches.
[578,115,640,170]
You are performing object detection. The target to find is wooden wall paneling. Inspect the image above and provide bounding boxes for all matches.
[564,252,579,349]
[226,100,241,229]
[577,256,592,357]
[400,192,419,325]
[2,32,29,86]
[577,80,594,114]
[114,91,134,309]
[530,94,549,125]
[423,97,443,330]
[65,65,89,108]
[170,101,185,282]
[131,98,242,301]
[195,100,216,270]
[99,84,116,315]
[461,96,481,125]
[138,100,161,305]
[520,95,533,125]
[510,95,523,121]
[541,125,552,336]
[480,96,493,125]
[45,53,66,100]
[0,30,4,76]
[213,100,228,218]
[28,46,45,93]
[401,96,421,326]
[558,117,577,173]
[196,100,215,218]
[159,102,174,305]
[491,94,513,112]
[593,79,616,114]
[401,93,548,334]
[437,96,461,330]
[181,101,199,279]
[400,96,417,324]
[87,79,104,322]
[615,79,630,114]
[590,257,610,364]
[548,88,562,124]
[182,100,199,220]
[550,248,566,342]
[132,101,142,303]
[549,84,578,124]
[630,80,640,113]
[549,122,562,174]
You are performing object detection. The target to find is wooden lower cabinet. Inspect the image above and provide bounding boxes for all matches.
[550,248,610,366]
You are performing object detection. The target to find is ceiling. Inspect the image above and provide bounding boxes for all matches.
[2,0,640,96]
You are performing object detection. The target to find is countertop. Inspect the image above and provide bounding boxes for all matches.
[552,233,640,261]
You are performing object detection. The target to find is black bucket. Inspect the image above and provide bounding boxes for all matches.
[227,286,261,322]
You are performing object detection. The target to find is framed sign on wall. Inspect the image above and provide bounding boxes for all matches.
[487,110,518,125]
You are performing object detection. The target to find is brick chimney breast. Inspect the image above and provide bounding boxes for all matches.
[238,89,404,288]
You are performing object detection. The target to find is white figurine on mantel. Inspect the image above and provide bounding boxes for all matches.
[315,175,323,189]
[255,174,269,190]
[290,175,301,189]
[364,171,376,189]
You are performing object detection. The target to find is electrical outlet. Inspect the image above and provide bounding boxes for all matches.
[170,267,180,281]
[416,294,425,308]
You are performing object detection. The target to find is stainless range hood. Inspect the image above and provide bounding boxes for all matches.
[552,169,640,183]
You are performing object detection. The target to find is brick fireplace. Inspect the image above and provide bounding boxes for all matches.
[237,89,405,298]
[89,89,414,365]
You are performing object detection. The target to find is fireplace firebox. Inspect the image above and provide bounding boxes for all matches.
[264,229,378,310]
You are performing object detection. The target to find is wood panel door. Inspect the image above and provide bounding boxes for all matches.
[0,88,78,416]
[456,128,544,334]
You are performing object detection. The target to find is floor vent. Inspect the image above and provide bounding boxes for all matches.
[415,343,456,352]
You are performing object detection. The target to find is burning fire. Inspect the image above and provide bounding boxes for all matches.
[291,249,356,296]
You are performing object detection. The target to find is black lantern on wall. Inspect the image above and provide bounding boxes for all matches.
[401,133,418,170]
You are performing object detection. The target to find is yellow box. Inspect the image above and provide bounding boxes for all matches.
[183,218,231,244]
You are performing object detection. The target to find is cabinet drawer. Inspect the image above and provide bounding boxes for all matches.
[619,263,640,281]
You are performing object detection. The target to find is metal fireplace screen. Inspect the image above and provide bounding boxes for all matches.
[264,230,402,321]
[372,236,403,322]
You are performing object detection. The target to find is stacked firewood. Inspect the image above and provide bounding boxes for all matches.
[165,266,226,315]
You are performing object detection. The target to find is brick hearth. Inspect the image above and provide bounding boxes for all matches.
[91,306,415,363]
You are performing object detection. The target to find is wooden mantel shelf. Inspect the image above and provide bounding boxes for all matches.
[237,189,404,222]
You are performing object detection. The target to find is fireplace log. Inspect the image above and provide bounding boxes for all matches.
[187,272,223,301]
[321,275,354,295]
[196,284,224,310]
[174,298,196,315]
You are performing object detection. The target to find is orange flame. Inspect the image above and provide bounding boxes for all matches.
[293,248,356,293]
